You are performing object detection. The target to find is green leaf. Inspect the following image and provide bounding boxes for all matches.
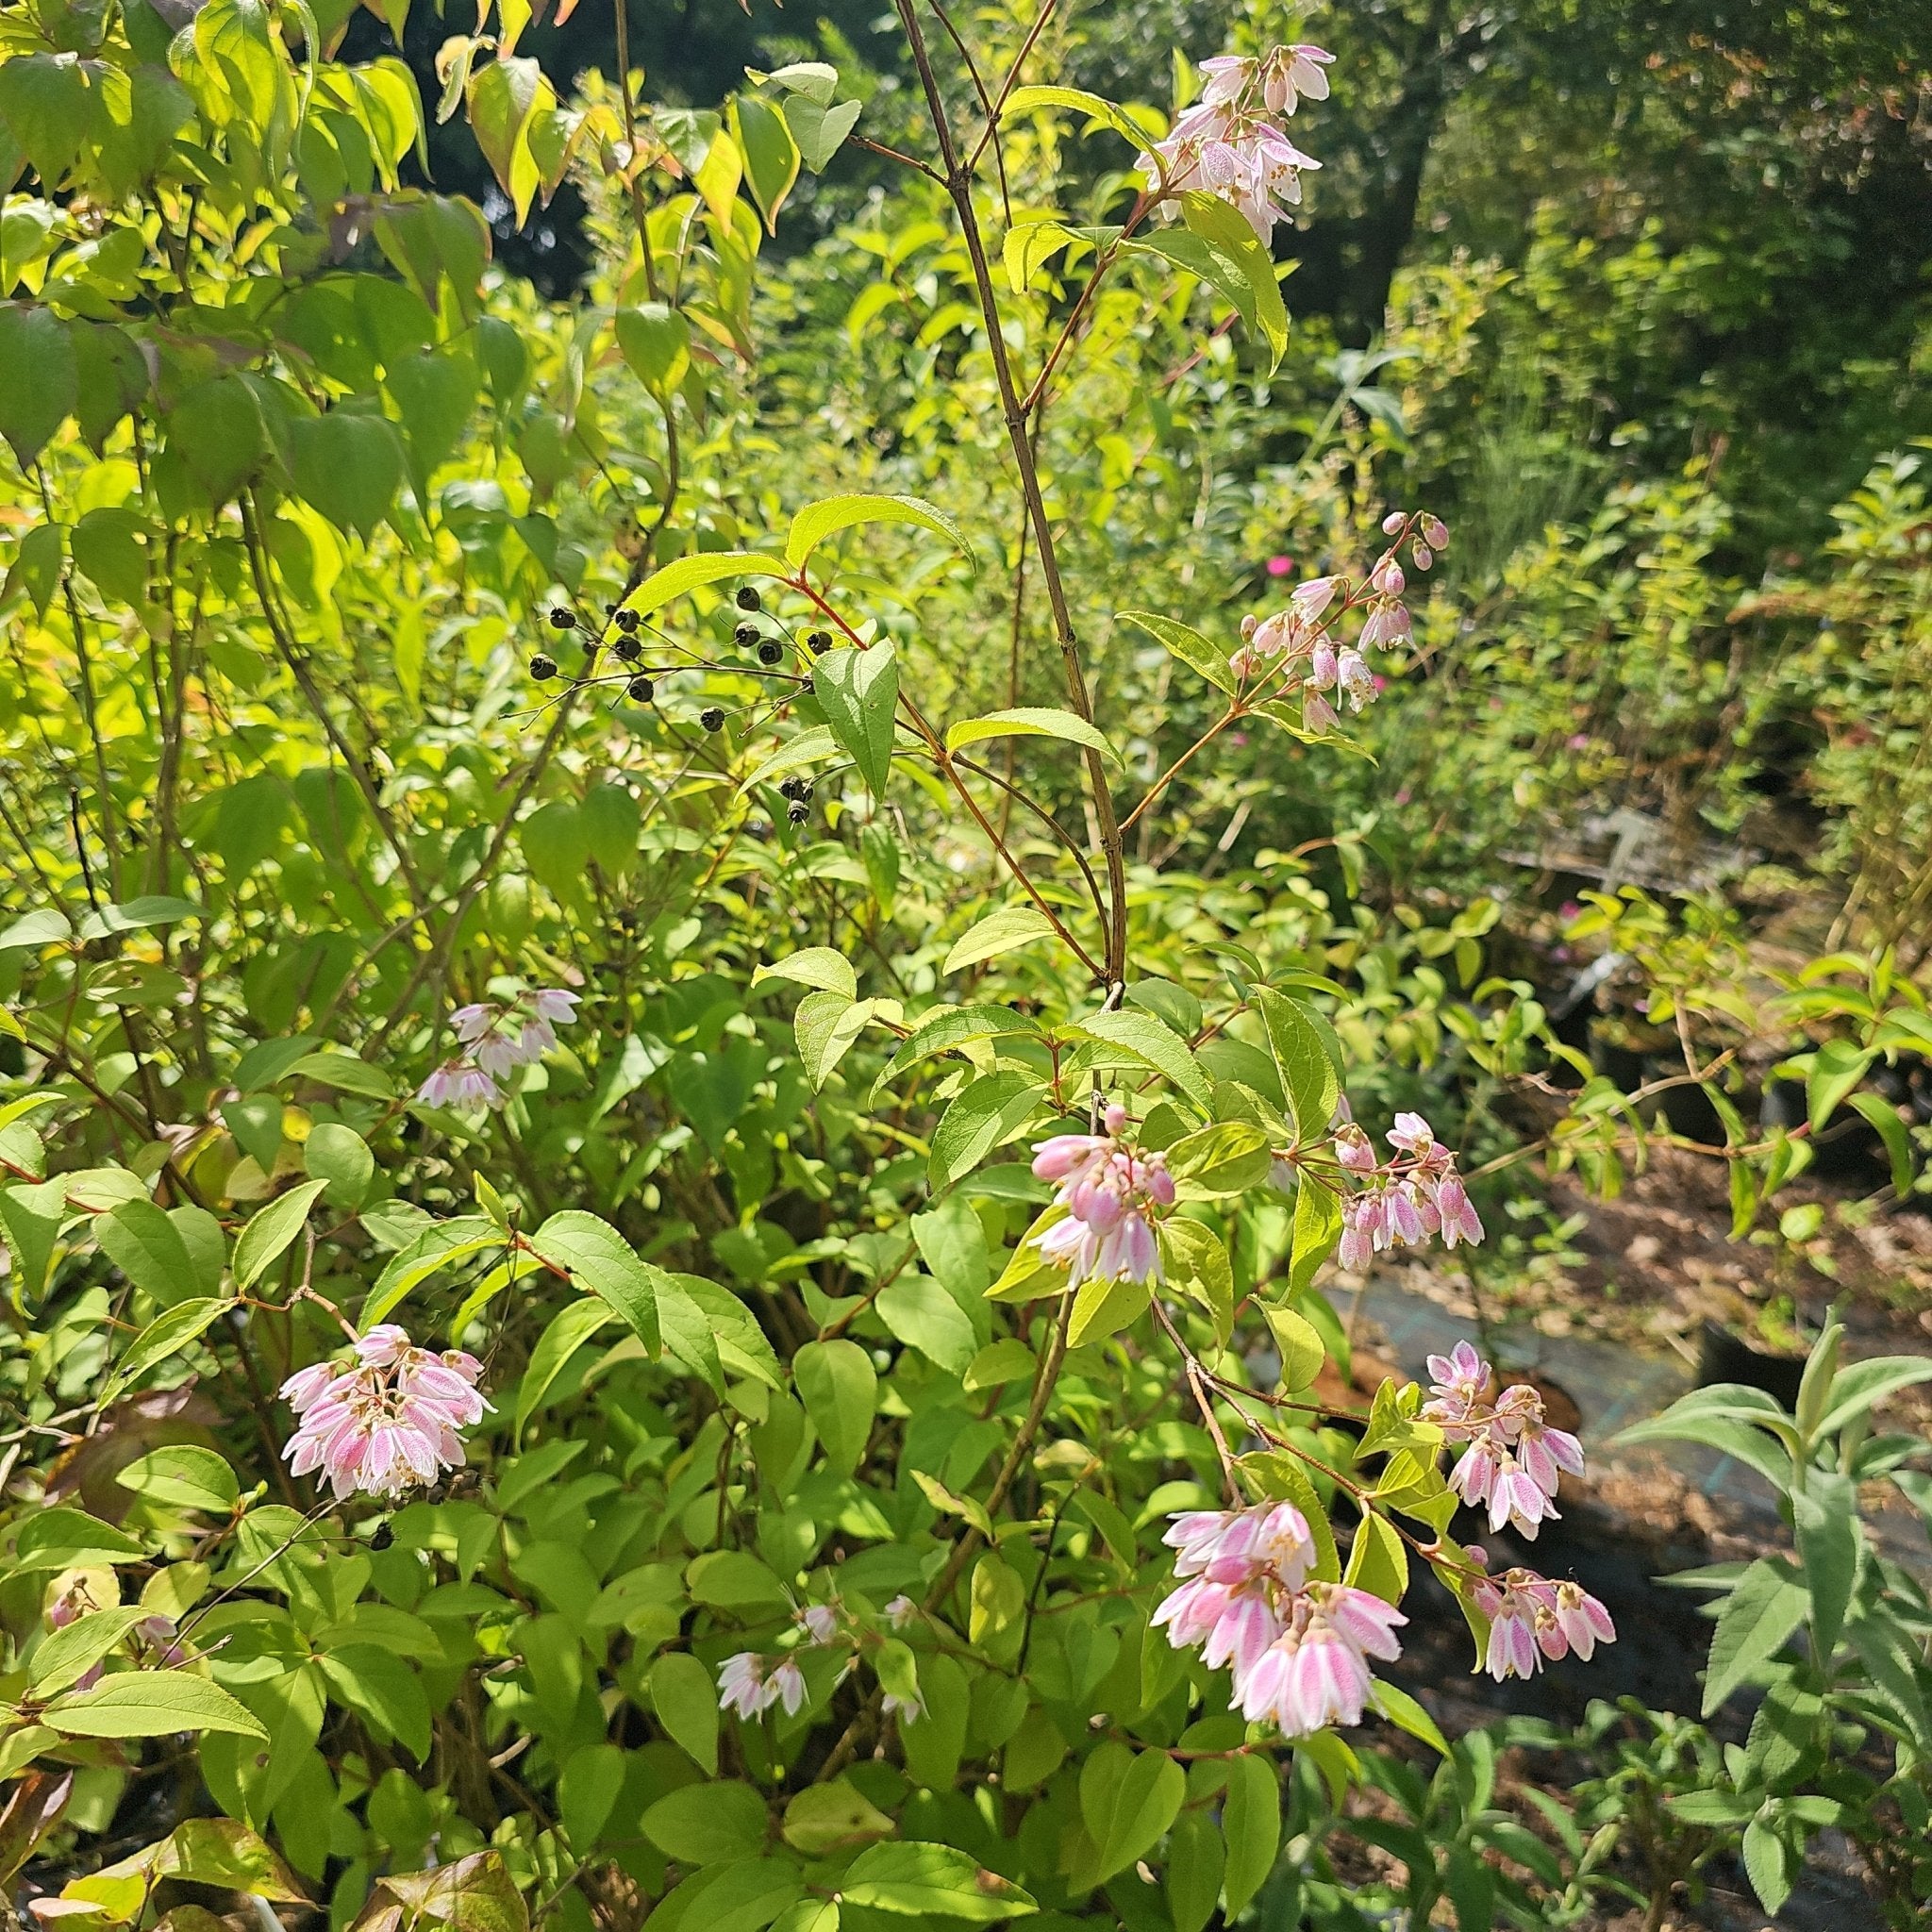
[305,1122,375,1210]
[687,1548,789,1611]
[814,641,900,798]
[792,988,867,1090]
[27,1607,149,1696]
[941,905,1060,975]
[734,92,801,233]
[363,1216,502,1324]
[1261,1301,1326,1392]
[1368,1679,1450,1756]
[928,1071,1041,1191]
[527,1210,660,1357]
[104,1296,230,1401]
[753,946,857,999]
[515,1297,614,1436]
[943,708,1116,762]
[1089,1745,1185,1883]
[1813,1355,1932,1438]
[1004,84,1157,154]
[642,1781,770,1866]
[792,1338,876,1478]
[289,410,406,540]
[1221,1751,1281,1915]
[234,1179,328,1290]
[1177,192,1288,369]
[876,1273,977,1375]
[840,1841,1036,1920]
[615,303,691,396]
[14,1506,147,1571]
[650,1651,720,1774]
[785,95,861,172]
[1116,610,1236,695]
[786,492,972,572]
[1791,1472,1858,1657]
[1166,1122,1272,1197]
[0,303,76,466]
[1805,1038,1874,1132]
[1341,1512,1407,1605]
[42,1670,269,1740]
[1254,987,1341,1142]
[1164,1809,1225,1932]
[1847,1091,1912,1195]
[71,506,153,605]
[97,1198,201,1307]
[1742,1816,1793,1916]
[168,376,267,507]
[320,1644,431,1761]
[617,550,791,622]
[2,523,65,623]
[1703,1557,1808,1716]
[1074,1008,1211,1108]
[117,1445,240,1514]
[782,1779,894,1857]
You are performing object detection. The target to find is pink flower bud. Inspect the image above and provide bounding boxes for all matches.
[1421,514,1449,550]
[1372,559,1405,598]
[1411,542,1433,571]
[1381,510,1405,535]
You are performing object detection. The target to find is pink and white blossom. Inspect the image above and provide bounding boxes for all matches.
[280,1323,489,1501]
[1031,1108,1174,1287]
[1234,1583,1407,1739]
[1424,1343,1587,1537]
[417,986,581,1110]
[718,1651,772,1718]
[1473,1567,1616,1679]
[1140,44,1332,242]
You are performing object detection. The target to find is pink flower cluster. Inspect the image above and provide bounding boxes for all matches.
[1474,1563,1616,1680]
[1313,1109,1484,1273]
[280,1324,489,1500]
[718,1650,807,1720]
[1232,511,1449,733]
[1421,1341,1585,1538]
[1141,47,1331,242]
[717,1602,851,1722]
[418,987,579,1108]
[1153,1503,1407,1740]
[1031,1105,1175,1286]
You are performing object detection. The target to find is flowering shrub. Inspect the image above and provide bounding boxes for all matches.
[0,5,1927,1931]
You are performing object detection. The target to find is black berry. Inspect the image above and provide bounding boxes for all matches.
[734,623,759,648]
[368,1521,395,1551]
[700,708,725,732]
[808,630,832,653]
[735,586,761,612]
[548,608,575,631]
[758,641,782,666]
[612,635,641,662]
[615,609,639,632]
[788,802,809,825]
[530,655,558,680]
[627,675,655,701]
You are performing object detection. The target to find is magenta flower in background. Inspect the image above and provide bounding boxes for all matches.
[1265,554,1296,576]
[280,1322,489,1501]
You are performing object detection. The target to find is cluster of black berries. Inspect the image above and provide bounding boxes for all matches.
[777,774,813,826]
[731,586,788,667]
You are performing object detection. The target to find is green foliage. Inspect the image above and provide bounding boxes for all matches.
[0,3,1927,1930]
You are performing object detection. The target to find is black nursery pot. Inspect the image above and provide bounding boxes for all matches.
[1697,1319,1805,1410]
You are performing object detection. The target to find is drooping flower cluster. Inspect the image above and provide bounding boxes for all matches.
[1232,511,1450,732]
[1153,1503,1407,1740]
[1141,46,1331,242]
[1421,1340,1585,1538]
[1279,1107,1484,1274]
[418,987,580,1109]
[1473,1561,1617,1680]
[716,1601,848,1721]
[1031,1105,1175,1286]
[280,1324,489,1500]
